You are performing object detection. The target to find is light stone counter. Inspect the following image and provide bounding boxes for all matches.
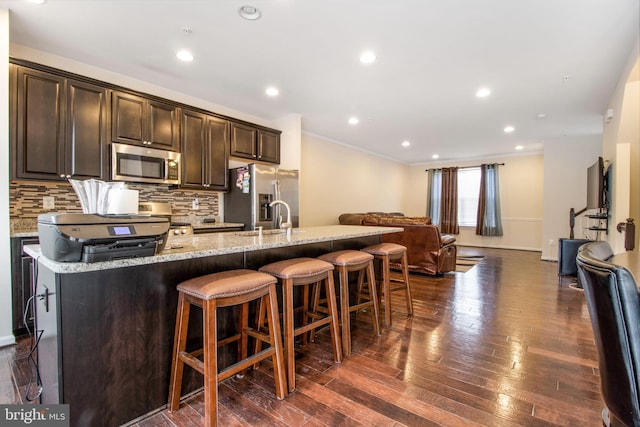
[25,225,402,274]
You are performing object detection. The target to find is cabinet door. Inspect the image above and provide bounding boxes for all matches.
[111,91,145,146]
[230,122,257,159]
[206,117,229,191]
[66,79,108,179]
[257,129,281,164]
[14,67,66,180]
[148,99,180,151]
[181,110,206,188]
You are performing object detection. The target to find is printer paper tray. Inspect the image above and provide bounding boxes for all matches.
[81,239,157,263]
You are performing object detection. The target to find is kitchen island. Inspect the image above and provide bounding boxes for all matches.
[25,225,401,427]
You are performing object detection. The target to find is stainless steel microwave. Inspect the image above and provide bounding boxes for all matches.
[111,143,181,185]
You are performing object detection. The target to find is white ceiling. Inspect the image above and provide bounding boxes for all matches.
[2,0,639,164]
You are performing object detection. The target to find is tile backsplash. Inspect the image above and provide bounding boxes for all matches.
[10,180,222,227]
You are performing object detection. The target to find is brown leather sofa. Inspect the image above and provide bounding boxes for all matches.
[338,213,457,275]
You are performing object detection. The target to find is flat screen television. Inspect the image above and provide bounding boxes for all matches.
[586,157,607,209]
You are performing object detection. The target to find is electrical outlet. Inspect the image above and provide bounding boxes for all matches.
[43,196,55,210]
[192,198,199,210]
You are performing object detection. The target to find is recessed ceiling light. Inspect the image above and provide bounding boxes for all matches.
[476,87,491,98]
[265,87,279,96]
[25,0,46,4]
[239,5,261,20]
[432,154,439,159]
[176,50,194,62]
[504,126,515,133]
[359,51,376,64]
[515,145,524,150]
[401,140,411,147]
[536,113,547,119]
[348,117,359,125]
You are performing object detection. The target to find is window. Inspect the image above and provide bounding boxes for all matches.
[457,167,480,226]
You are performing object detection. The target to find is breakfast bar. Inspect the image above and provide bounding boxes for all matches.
[25,225,401,427]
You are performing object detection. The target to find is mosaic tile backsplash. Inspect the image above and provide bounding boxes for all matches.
[10,181,222,231]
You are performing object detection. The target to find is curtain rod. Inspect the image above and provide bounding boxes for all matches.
[424,162,505,172]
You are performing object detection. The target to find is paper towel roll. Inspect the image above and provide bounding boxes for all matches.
[106,189,139,214]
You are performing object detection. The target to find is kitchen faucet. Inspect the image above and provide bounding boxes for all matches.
[270,200,292,236]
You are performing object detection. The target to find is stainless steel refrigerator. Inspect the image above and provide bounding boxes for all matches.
[224,164,299,230]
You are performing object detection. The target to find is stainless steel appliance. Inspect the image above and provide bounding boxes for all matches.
[138,201,193,236]
[111,142,181,185]
[224,164,299,231]
[37,213,170,262]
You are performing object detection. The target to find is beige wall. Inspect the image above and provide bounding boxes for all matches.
[541,135,602,260]
[409,154,545,251]
[300,133,408,226]
[301,129,546,250]
[603,44,640,254]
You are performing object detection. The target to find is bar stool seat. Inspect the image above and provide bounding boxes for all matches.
[259,257,342,392]
[168,269,287,426]
[361,243,413,327]
[317,250,381,356]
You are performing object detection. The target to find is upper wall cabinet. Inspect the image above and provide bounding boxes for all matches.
[230,122,281,164]
[257,129,281,164]
[181,110,229,191]
[10,60,282,185]
[11,65,108,181]
[111,91,180,151]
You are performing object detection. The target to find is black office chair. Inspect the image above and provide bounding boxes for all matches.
[577,241,640,427]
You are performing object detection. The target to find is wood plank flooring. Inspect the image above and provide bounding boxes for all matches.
[0,247,604,426]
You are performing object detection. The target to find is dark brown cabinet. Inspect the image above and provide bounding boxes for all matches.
[10,237,38,336]
[111,91,180,151]
[10,60,283,186]
[11,66,108,181]
[257,128,281,164]
[230,122,281,164]
[181,110,229,191]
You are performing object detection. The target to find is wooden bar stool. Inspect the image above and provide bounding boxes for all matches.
[317,250,381,356]
[168,269,287,427]
[361,243,413,327]
[259,257,342,392]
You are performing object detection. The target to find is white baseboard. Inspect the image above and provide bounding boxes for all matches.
[0,334,16,348]
[456,244,542,252]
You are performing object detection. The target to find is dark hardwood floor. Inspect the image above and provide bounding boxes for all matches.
[0,247,604,426]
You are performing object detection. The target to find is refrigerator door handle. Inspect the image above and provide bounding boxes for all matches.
[273,179,280,228]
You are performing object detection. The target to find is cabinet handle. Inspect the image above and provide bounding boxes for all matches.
[66,175,71,179]
[60,174,65,178]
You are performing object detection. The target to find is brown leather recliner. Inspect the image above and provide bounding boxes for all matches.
[357,214,457,275]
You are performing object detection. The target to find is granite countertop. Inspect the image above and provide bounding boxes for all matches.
[25,225,402,274]
[9,219,244,238]
[191,222,244,231]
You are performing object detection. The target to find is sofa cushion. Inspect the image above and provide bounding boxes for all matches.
[338,212,406,225]
[338,213,366,225]
[363,215,431,226]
